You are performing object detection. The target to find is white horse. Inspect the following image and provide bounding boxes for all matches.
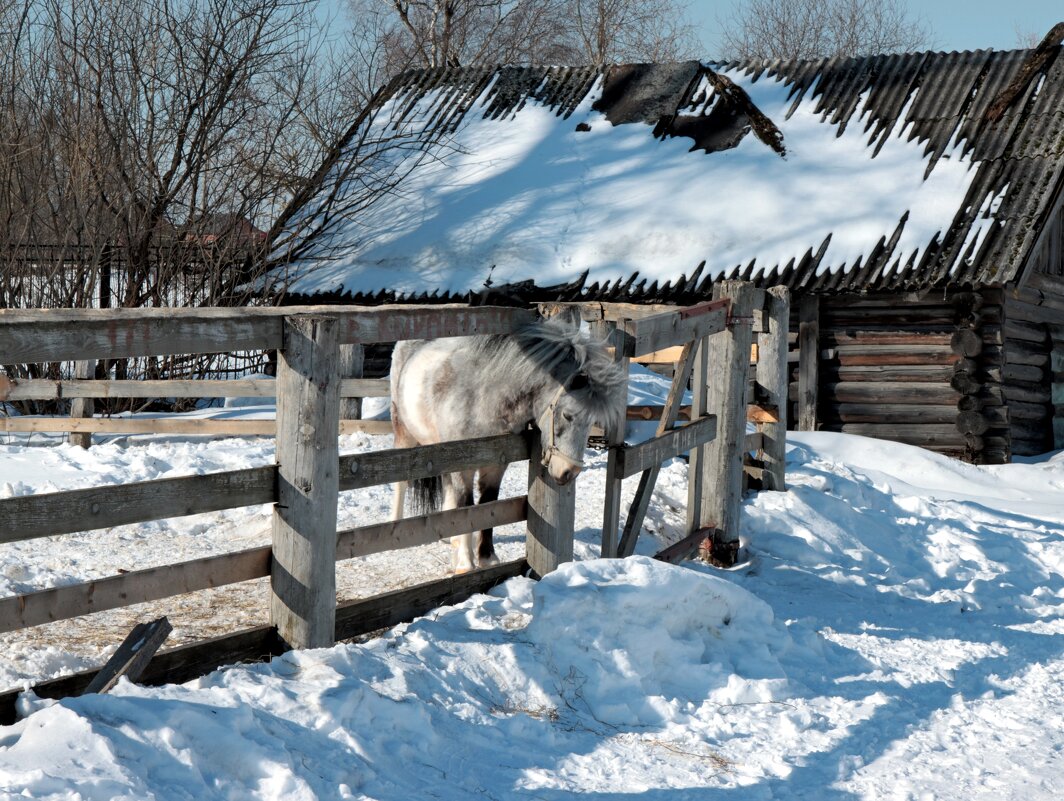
[390,317,627,573]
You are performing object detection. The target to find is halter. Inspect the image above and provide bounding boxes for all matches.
[540,377,585,471]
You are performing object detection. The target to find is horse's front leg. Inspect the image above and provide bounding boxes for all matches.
[475,466,504,567]
[391,481,407,521]
[446,471,477,574]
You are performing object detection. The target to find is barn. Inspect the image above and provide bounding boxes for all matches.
[275,36,1064,464]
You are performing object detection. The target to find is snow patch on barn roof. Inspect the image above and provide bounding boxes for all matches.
[278,53,1053,297]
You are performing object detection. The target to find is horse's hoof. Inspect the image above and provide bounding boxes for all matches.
[478,553,500,568]
[453,565,474,575]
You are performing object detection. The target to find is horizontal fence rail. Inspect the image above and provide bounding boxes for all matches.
[0,497,531,634]
[0,305,537,363]
[0,377,390,401]
[0,417,393,436]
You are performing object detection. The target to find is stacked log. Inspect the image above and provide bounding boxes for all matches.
[1002,282,1060,455]
[943,290,1007,462]
[801,293,979,458]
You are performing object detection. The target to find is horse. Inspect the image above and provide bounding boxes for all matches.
[389,316,627,573]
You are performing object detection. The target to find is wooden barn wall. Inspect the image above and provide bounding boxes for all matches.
[788,290,1013,463]
[1018,257,1064,453]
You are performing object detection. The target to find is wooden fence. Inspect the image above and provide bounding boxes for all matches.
[0,288,788,720]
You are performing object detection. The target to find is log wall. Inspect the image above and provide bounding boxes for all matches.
[787,277,1063,464]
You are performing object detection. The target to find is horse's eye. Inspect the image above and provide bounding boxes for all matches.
[562,411,574,423]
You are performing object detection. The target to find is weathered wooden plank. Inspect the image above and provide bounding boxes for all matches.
[744,432,764,452]
[0,417,393,436]
[0,465,277,544]
[83,617,173,695]
[333,558,527,638]
[798,294,819,431]
[823,382,960,405]
[686,335,711,539]
[0,626,290,726]
[527,432,576,577]
[757,286,789,490]
[615,415,718,479]
[336,497,527,560]
[653,527,716,565]
[617,339,701,558]
[618,300,728,358]
[601,324,632,558]
[0,377,389,401]
[339,343,365,419]
[836,423,967,445]
[825,364,957,382]
[632,345,686,364]
[823,404,960,424]
[339,433,530,492]
[700,281,757,566]
[271,315,341,651]
[0,546,271,632]
[0,305,535,363]
[69,360,95,449]
[0,560,527,725]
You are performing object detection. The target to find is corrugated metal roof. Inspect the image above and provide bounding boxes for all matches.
[291,45,1064,299]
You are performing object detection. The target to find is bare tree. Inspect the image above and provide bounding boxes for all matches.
[563,0,701,66]
[343,0,704,105]
[719,0,932,61]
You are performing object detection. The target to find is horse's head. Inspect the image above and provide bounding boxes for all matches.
[538,374,595,485]
[536,349,627,486]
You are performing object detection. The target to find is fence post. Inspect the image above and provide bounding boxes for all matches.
[699,280,756,566]
[757,286,790,491]
[798,294,819,431]
[69,360,95,449]
[339,343,364,420]
[270,315,341,650]
[526,431,576,577]
[599,323,629,558]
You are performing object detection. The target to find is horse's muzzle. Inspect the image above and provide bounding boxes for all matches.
[546,455,583,485]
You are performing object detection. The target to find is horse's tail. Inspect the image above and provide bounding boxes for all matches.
[409,475,442,515]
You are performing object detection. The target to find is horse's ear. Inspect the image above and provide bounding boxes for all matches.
[570,372,590,390]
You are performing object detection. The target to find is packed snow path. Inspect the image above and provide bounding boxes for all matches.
[1,431,1063,798]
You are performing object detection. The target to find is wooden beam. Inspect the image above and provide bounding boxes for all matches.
[0,560,527,725]
[339,343,365,420]
[615,414,718,480]
[0,305,536,363]
[83,618,173,695]
[0,498,528,634]
[617,299,728,358]
[699,280,757,567]
[617,340,701,558]
[0,465,277,544]
[339,432,529,492]
[0,417,393,436]
[69,360,95,449]
[336,497,527,560]
[654,527,716,564]
[601,323,631,558]
[334,558,527,640]
[0,377,389,401]
[754,287,789,491]
[271,316,341,651]
[798,294,820,431]
[0,546,271,632]
[527,431,576,577]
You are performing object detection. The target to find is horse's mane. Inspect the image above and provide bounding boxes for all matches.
[474,317,628,433]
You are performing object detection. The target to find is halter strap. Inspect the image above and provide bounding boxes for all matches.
[540,377,584,470]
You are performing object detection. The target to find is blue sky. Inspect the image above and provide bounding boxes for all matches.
[694,0,1063,54]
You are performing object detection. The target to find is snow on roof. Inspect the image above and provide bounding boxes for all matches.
[279,50,1064,299]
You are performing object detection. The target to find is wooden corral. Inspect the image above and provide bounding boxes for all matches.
[0,289,789,722]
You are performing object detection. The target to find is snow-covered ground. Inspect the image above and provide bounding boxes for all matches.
[2,419,1064,797]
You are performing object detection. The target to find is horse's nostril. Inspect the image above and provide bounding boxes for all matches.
[559,469,572,484]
